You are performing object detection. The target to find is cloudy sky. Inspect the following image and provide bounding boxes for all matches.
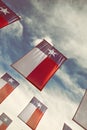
[0,0,87,130]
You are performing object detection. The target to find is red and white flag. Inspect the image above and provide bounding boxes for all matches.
[18,96,47,130]
[0,113,12,130]
[62,123,72,130]
[0,73,19,103]
[0,0,20,28]
[73,90,87,130]
[11,39,67,91]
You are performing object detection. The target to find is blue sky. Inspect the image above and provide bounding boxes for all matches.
[0,0,87,130]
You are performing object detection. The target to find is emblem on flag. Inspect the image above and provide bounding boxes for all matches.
[18,96,47,130]
[0,0,20,28]
[11,39,67,91]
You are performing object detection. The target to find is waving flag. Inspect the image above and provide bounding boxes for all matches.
[0,73,19,103]
[73,90,87,130]
[11,39,67,91]
[18,97,47,130]
[62,123,72,130]
[0,0,20,28]
[0,113,12,130]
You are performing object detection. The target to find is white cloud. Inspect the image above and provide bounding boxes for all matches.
[55,67,85,98]
[0,21,23,38]
[56,8,87,68]
[51,5,87,68]
[24,17,32,25]
[30,0,87,69]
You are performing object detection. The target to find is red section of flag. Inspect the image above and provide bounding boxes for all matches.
[0,123,7,130]
[0,15,8,28]
[0,83,14,103]
[26,108,43,130]
[26,57,58,90]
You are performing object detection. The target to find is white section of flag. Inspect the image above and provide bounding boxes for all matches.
[0,120,3,125]
[73,90,87,129]
[18,103,36,123]
[0,78,7,89]
[12,47,47,77]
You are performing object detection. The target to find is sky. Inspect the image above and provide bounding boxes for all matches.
[0,0,87,130]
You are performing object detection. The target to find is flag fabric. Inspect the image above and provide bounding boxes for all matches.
[62,123,72,130]
[18,96,47,130]
[0,73,19,103]
[0,113,12,130]
[0,0,20,28]
[73,90,87,130]
[11,39,67,91]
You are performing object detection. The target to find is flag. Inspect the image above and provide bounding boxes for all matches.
[73,90,87,130]
[0,73,19,103]
[0,113,12,130]
[11,39,67,91]
[62,123,72,130]
[18,96,47,130]
[0,0,20,28]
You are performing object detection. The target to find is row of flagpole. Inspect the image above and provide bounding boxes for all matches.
[0,0,87,130]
